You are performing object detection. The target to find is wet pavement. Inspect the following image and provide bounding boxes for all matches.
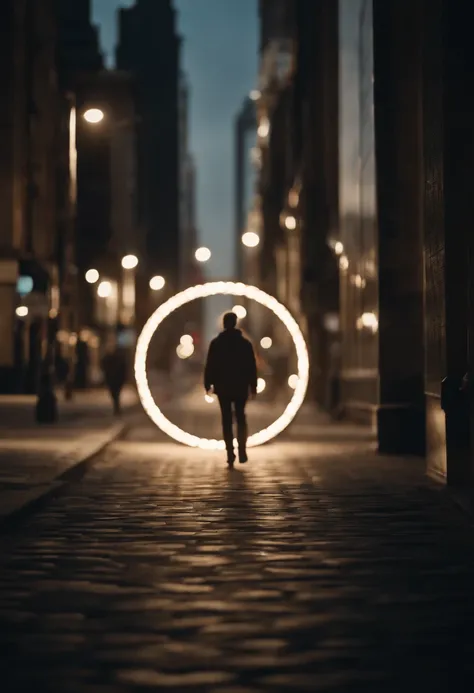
[0,408,473,692]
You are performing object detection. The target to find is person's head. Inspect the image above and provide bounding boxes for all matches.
[223,312,237,330]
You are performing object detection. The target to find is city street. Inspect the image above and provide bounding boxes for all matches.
[1,398,474,692]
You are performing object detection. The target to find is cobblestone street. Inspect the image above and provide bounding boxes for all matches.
[1,411,474,692]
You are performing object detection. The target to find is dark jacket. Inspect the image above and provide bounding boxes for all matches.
[204,328,257,398]
[101,350,128,391]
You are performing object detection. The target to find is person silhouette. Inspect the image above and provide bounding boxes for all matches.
[204,312,257,465]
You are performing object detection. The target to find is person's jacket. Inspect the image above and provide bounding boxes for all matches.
[204,328,257,398]
[101,350,127,389]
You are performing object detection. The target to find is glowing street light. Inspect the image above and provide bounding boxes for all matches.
[83,108,104,124]
[149,275,165,291]
[232,305,247,320]
[249,89,261,101]
[97,280,112,298]
[85,269,99,284]
[242,231,260,248]
[195,247,211,263]
[285,215,296,230]
[258,117,270,139]
[121,254,139,270]
[334,241,344,255]
[257,378,266,394]
[15,306,28,318]
[260,337,272,350]
[180,334,193,347]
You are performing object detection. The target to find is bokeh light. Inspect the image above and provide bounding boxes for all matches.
[232,305,247,320]
[260,336,272,349]
[150,275,165,291]
[97,280,112,298]
[85,269,99,284]
[288,374,299,389]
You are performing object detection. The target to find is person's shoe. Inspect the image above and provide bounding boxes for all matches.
[238,450,248,464]
[227,453,236,467]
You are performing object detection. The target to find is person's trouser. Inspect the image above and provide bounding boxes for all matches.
[109,387,122,416]
[217,396,248,456]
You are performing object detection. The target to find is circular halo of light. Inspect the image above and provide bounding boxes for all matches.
[260,336,272,349]
[257,377,266,394]
[83,108,104,124]
[134,282,310,450]
[180,334,193,347]
[232,305,247,320]
[149,275,165,291]
[85,269,99,284]
[15,306,29,318]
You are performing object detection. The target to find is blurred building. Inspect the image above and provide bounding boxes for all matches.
[73,70,139,386]
[116,0,181,292]
[55,0,103,83]
[255,0,339,404]
[178,73,198,289]
[0,0,64,393]
[257,0,474,487]
[234,96,258,281]
[177,73,204,349]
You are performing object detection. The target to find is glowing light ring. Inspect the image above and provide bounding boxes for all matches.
[134,282,309,450]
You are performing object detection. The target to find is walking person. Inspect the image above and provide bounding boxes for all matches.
[204,312,258,466]
[101,345,128,416]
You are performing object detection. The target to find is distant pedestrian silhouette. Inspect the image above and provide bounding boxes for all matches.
[204,312,257,466]
[101,346,128,416]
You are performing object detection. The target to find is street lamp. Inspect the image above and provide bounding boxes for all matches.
[15,306,29,318]
[121,254,139,270]
[284,215,297,230]
[85,268,99,284]
[195,247,211,263]
[149,275,165,291]
[83,108,104,124]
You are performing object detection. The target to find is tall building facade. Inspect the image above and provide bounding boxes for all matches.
[0,0,63,393]
[234,96,258,282]
[178,73,198,289]
[116,0,181,291]
[258,0,474,487]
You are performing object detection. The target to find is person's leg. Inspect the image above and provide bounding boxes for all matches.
[218,396,235,463]
[111,388,121,416]
[234,397,248,463]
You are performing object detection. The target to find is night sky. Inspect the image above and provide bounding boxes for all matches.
[92,0,259,279]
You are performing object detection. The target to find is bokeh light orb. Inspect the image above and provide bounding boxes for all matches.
[134,281,310,450]
[232,305,247,320]
[150,275,165,291]
[288,374,299,390]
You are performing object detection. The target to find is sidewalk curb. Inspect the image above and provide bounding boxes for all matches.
[0,420,129,535]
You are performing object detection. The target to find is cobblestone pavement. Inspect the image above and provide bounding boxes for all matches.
[1,413,474,692]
